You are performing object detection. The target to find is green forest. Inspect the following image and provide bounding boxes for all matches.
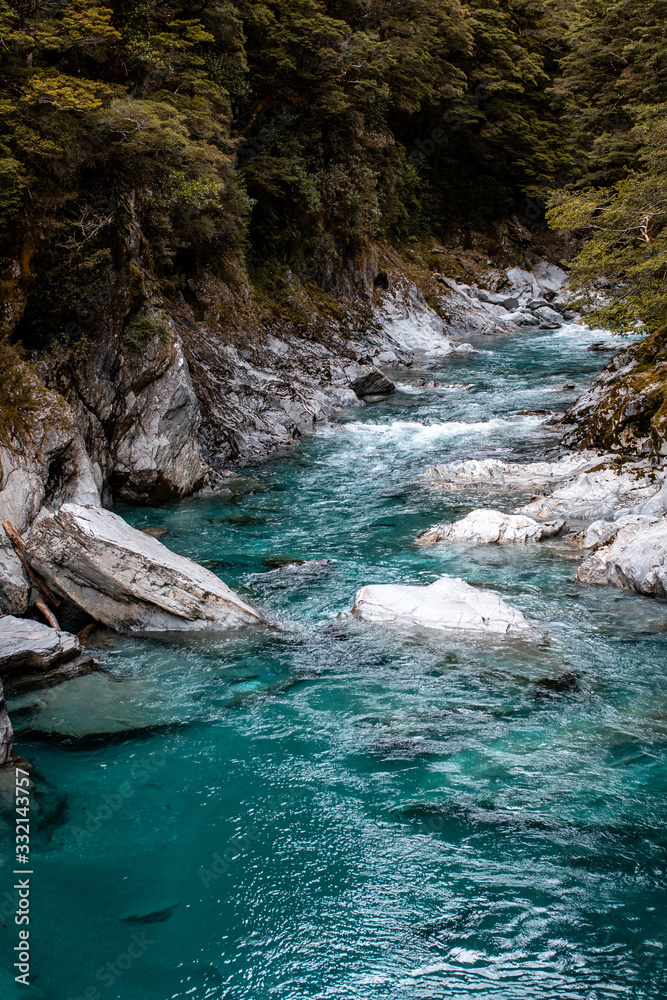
[1,0,666,340]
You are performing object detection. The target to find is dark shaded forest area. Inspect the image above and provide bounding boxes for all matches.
[0,0,665,349]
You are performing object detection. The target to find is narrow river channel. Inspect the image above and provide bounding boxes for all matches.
[5,322,667,1000]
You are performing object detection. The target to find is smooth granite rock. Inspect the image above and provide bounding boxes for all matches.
[25,504,267,632]
[518,467,662,523]
[416,510,565,545]
[575,517,667,596]
[424,453,603,492]
[352,575,532,634]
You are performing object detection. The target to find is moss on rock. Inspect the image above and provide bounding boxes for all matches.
[563,327,667,459]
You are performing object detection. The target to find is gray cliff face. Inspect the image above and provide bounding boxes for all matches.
[51,325,207,506]
[107,335,207,502]
[18,227,574,501]
[0,364,100,615]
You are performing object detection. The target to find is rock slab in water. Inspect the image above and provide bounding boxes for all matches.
[519,467,661,523]
[576,518,667,597]
[416,510,565,545]
[0,616,81,674]
[424,453,602,491]
[352,575,532,634]
[250,559,333,590]
[350,368,396,398]
[25,504,267,632]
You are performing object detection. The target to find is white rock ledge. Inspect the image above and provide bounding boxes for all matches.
[352,575,532,634]
[416,510,564,545]
[518,467,661,522]
[576,518,667,597]
[424,454,602,492]
[25,504,267,632]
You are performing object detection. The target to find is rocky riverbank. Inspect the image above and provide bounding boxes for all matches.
[420,453,667,599]
[3,224,667,770]
[561,325,667,460]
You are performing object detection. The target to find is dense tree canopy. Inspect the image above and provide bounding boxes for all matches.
[0,0,665,335]
[548,0,667,331]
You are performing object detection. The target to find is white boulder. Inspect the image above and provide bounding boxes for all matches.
[25,504,267,632]
[351,575,532,634]
[575,517,667,597]
[577,519,623,550]
[416,510,564,545]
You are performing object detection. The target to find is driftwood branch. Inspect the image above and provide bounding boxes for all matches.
[34,594,60,630]
[2,520,62,617]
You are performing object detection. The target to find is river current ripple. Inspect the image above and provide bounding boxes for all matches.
[3,324,667,999]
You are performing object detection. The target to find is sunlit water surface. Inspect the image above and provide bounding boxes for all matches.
[2,325,667,999]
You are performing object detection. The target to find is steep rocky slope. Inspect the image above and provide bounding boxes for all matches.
[561,326,667,460]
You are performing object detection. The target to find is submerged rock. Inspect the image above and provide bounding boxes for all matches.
[25,504,267,632]
[249,559,333,591]
[141,527,169,539]
[533,672,581,697]
[351,575,532,634]
[416,510,564,545]
[120,903,178,924]
[575,518,667,597]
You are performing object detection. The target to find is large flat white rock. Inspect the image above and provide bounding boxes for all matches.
[352,575,532,634]
[416,510,564,545]
[25,504,267,632]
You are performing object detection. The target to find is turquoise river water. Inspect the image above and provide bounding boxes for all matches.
[2,323,667,1000]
